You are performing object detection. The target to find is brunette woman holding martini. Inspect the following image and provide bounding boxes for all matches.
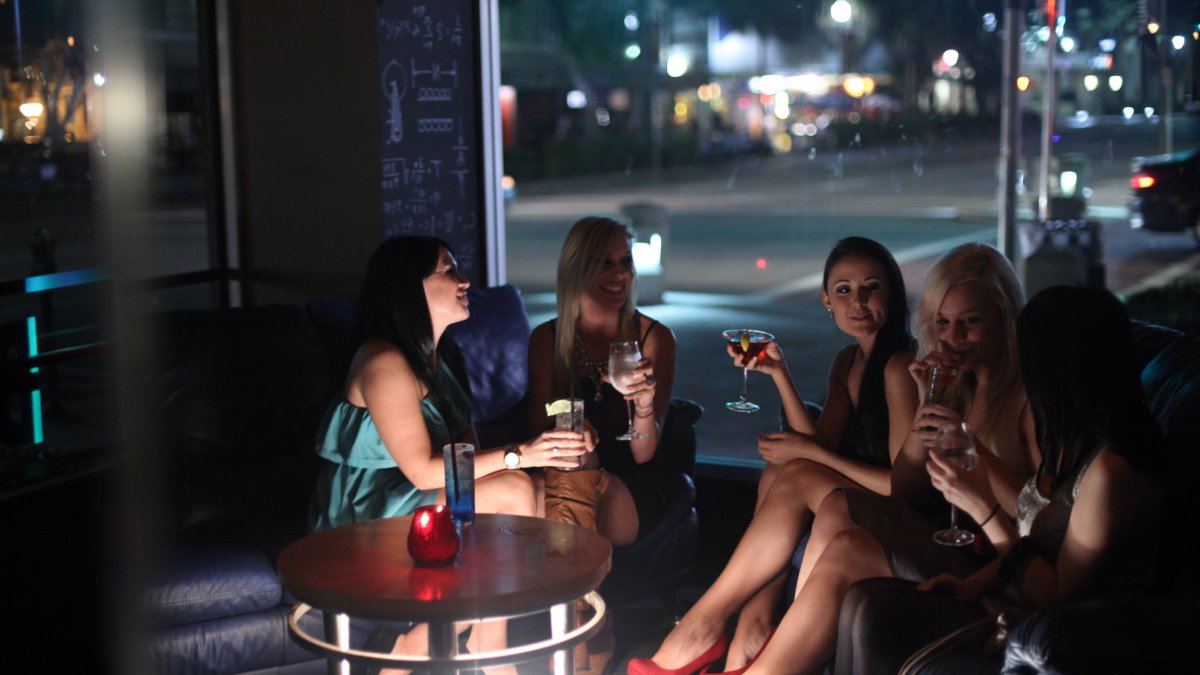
[632,236,919,673]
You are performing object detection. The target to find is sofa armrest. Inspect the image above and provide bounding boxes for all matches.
[1003,595,1198,674]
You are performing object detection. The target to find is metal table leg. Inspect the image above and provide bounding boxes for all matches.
[322,611,351,675]
[549,601,577,675]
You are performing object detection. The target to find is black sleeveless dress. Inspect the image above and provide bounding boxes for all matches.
[550,316,678,537]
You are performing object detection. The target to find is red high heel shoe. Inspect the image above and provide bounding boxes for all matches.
[706,628,775,675]
[626,632,729,675]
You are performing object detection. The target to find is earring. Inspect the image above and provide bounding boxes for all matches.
[826,307,833,316]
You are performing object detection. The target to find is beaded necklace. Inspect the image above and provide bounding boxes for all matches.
[574,330,608,402]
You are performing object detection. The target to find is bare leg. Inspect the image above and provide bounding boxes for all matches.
[746,504,891,674]
[596,474,639,547]
[649,460,855,669]
[725,461,787,667]
[725,571,784,669]
[472,469,538,516]
[728,461,866,668]
[794,487,862,598]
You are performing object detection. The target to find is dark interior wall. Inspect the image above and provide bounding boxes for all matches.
[229,0,382,302]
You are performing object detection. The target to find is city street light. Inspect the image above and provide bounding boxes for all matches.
[830,0,852,24]
[830,0,856,72]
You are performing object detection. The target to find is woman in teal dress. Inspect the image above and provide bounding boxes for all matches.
[308,235,589,668]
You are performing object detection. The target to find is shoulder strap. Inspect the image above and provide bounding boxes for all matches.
[639,315,659,347]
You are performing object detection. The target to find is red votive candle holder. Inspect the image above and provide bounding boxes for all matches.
[407,504,460,566]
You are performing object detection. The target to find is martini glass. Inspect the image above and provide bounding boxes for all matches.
[722,329,774,413]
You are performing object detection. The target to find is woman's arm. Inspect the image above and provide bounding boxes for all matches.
[883,350,919,465]
[756,347,899,494]
[1010,450,1150,609]
[526,322,557,436]
[356,344,456,489]
[626,320,676,464]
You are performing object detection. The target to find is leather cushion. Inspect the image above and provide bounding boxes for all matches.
[446,285,530,424]
[146,546,281,627]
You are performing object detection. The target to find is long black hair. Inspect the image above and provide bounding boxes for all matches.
[823,236,915,461]
[354,235,469,424]
[1018,286,1164,487]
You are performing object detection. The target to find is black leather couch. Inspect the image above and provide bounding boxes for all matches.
[833,320,1200,675]
[143,285,701,674]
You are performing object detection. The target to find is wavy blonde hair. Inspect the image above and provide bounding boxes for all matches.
[553,217,639,395]
[915,243,1027,472]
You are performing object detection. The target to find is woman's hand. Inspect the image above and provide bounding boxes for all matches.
[927,443,995,517]
[910,403,965,450]
[520,429,589,469]
[605,356,657,417]
[756,430,822,465]
[917,573,987,603]
[908,350,962,400]
[729,340,786,376]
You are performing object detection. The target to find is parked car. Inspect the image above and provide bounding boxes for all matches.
[1129,148,1200,246]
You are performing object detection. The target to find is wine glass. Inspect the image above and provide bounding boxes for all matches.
[608,341,647,441]
[722,329,774,413]
[932,422,978,547]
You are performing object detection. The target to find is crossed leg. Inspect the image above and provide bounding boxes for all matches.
[742,490,891,675]
[647,460,865,671]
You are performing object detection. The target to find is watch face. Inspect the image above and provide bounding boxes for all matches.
[504,449,520,469]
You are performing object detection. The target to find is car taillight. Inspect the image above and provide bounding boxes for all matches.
[1131,174,1156,189]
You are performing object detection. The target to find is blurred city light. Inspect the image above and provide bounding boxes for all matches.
[1148,21,1160,35]
[1144,106,1155,117]
[624,43,640,60]
[1171,35,1185,50]
[633,234,662,274]
[830,0,852,24]
[595,108,611,127]
[1060,170,1078,196]
[942,49,960,67]
[93,72,107,87]
[773,92,789,119]
[1083,74,1098,91]
[667,52,690,78]
[842,75,875,98]
[1098,38,1116,52]
[1060,36,1075,52]
[566,90,586,109]
[756,258,768,270]
[624,11,639,31]
[19,102,44,118]
[1108,75,1123,91]
[1016,76,1031,91]
[1123,106,1135,119]
[983,13,997,32]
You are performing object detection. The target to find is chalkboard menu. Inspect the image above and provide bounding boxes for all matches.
[376,0,485,284]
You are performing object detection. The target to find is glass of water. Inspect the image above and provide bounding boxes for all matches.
[932,422,977,546]
[608,341,647,441]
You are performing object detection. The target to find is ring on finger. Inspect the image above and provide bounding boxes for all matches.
[552,447,559,456]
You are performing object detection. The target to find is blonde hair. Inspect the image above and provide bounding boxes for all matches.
[553,217,639,394]
[915,243,1027,472]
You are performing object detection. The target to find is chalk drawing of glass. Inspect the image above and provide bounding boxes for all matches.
[382,59,407,144]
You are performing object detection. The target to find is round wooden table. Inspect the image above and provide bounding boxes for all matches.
[278,514,612,674]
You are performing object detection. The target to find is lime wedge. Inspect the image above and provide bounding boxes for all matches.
[545,399,572,416]
[741,332,752,352]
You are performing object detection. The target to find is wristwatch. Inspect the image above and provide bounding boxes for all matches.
[503,444,522,470]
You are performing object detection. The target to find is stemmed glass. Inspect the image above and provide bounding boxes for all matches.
[722,329,774,413]
[932,422,978,547]
[608,341,647,441]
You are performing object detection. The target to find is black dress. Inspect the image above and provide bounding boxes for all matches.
[552,317,678,537]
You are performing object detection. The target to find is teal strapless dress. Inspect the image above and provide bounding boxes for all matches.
[308,360,472,532]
